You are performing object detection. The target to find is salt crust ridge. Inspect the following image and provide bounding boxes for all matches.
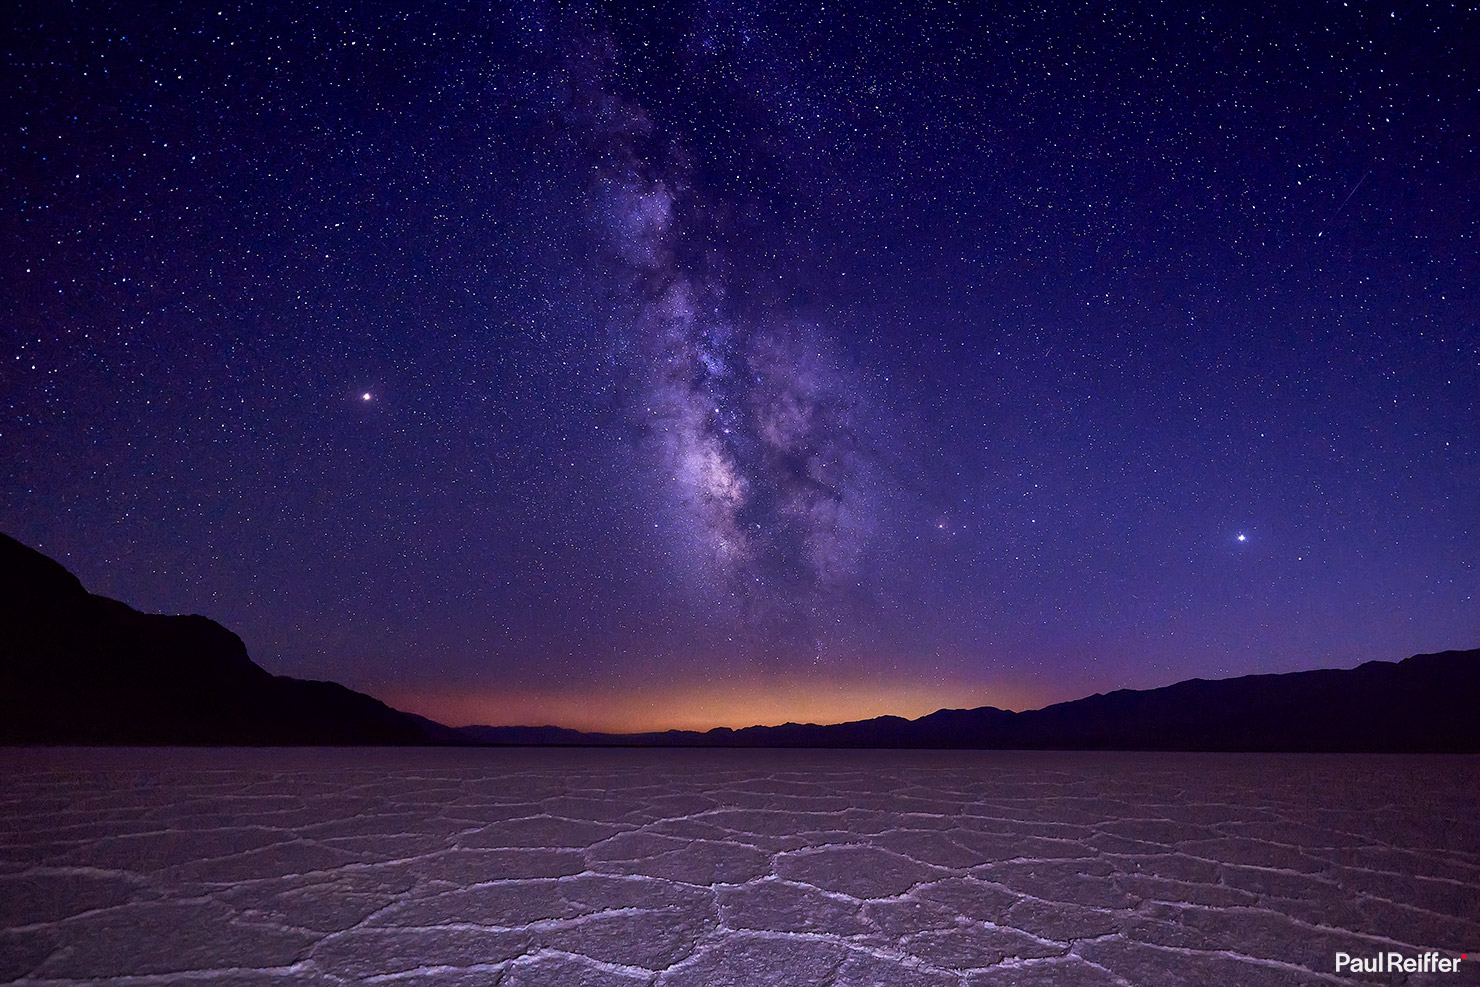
[1,748,1477,986]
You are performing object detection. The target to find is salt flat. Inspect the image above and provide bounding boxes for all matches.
[0,749,1476,986]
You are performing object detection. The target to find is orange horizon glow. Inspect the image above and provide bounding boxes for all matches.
[378,677,1051,734]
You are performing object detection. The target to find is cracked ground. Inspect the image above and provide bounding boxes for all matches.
[1,749,1477,986]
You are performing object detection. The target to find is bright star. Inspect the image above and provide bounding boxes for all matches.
[1237,533,1247,542]
[362,393,372,401]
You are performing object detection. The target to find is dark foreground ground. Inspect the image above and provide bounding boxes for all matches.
[0,749,1476,986]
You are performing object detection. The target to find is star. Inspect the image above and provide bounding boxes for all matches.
[1237,533,1247,542]
[362,393,372,402]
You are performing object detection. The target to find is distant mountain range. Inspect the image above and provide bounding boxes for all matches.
[4,532,1477,750]
[464,647,1480,752]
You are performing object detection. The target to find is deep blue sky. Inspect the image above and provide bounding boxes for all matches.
[4,0,1477,730]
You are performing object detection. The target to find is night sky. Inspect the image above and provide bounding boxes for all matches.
[4,0,1477,732]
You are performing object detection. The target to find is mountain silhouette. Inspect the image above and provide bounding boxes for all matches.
[5,531,1477,750]
[461,649,1480,752]
[0,532,451,745]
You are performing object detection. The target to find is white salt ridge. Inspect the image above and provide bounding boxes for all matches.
[1,749,1477,985]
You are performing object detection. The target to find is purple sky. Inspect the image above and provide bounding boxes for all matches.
[4,0,1476,730]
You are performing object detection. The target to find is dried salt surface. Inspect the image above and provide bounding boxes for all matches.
[1,749,1477,986]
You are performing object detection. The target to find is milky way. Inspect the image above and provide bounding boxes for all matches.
[574,56,882,627]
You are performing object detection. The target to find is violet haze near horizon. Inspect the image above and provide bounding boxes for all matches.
[3,0,1477,732]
